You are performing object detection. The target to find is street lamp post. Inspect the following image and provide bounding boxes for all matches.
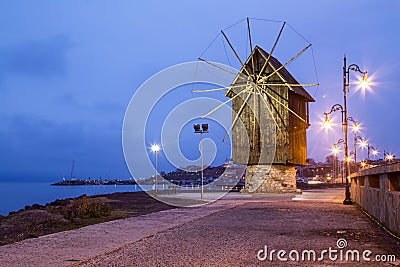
[385,152,395,163]
[324,55,367,205]
[331,139,344,183]
[151,144,160,193]
[367,145,379,162]
[347,117,363,166]
[353,135,366,165]
[194,123,208,199]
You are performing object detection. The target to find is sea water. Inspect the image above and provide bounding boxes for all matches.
[0,180,150,216]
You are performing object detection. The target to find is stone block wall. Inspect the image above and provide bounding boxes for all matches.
[350,163,400,236]
[243,164,296,193]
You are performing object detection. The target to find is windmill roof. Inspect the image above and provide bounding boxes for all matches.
[227,46,315,102]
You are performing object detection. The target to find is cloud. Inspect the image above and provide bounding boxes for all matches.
[0,34,74,82]
[0,114,128,180]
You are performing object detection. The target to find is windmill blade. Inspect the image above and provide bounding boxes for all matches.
[222,89,253,142]
[263,44,312,81]
[255,86,286,130]
[258,82,303,130]
[201,88,249,119]
[221,30,253,79]
[263,83,319,87]
[198,57,237,76]
[247,17,256,82]
[252,85,257,143]
[191,87,228,93]
[247,17,253,53]
[261,84,288,103]
[221,30,244,66]
[191,84,245,93]
[258,21,286,77]
[257,85,306,123]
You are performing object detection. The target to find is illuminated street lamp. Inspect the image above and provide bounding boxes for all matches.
[331,144,341,156]
[360,161,367,168]
[368,145,379,161]
[331,139,344,183]
[323,55,368,205]
[351,122,361,133]
[358,139,367,149]
[151,144,160,192]
[323,114,333,130]
[347,152,354,164]
[347,117,365,165]
[360,74,369,89]
[354,136,367,164]
[194,123,209,199]
[385,153,395,163]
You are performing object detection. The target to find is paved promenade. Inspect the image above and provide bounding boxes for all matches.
[0,189,399,266]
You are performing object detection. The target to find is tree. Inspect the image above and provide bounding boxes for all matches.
[325,155,338,165]
[306,158,315,165]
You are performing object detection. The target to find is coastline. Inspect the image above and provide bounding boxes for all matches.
[0,181,146,216]
[51,179,137,186]
[0,191,174,246]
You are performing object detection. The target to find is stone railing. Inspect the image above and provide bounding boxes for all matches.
[350,162,400,236]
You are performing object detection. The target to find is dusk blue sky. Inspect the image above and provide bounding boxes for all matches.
[1,1,399,181]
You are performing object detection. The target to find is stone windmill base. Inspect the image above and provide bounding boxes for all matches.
[242,165,297,193]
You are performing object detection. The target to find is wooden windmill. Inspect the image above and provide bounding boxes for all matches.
[196,19,317,193]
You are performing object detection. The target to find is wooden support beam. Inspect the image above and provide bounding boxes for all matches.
[198,57,237,76]
[263,44,312,81]
[191,84,244,93]
[256,86,286,130]
[258,22,286,77]
[221,30,253,79]
[222,89,253,142]
[262,83,319,87]
[258,85,306,123]
[201,88,249,119]
[247,17,253,53]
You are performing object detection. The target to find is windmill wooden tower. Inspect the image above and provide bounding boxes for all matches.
[197,19,317,193]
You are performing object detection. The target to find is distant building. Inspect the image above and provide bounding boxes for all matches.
[296,162,332,182]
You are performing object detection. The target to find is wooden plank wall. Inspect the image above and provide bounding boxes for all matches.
[230,48,308,166]
[288,91,307,165]
[231,83,289,165]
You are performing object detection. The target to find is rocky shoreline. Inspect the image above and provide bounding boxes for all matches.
[0,191,173,246]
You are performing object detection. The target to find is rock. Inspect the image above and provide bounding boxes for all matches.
[31,204,42,209]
